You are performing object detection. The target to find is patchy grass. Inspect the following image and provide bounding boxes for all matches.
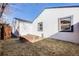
[0,38,79,56]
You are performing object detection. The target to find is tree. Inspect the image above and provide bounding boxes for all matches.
[0,3,8,18]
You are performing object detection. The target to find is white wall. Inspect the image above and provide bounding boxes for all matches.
[12,20,19,36]
[32,7,79,43]
[19,21,32,36]
[13,20,32,36]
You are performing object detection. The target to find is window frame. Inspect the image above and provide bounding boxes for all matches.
[58,15,73,32]
[37,22,43,31]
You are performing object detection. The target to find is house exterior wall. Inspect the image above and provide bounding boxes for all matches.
[13,20,32,36]
[19,21,32,36]
[12,7,79,43]
[12,20,19,36]
[32,7,79,43]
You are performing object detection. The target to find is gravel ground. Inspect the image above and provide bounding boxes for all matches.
[0,38,79,56]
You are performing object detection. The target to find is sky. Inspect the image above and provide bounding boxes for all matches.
[3,3,79,23]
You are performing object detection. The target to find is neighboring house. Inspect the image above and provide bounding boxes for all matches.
[13,6,79,43]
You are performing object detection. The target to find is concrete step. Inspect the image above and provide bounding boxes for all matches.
[20,34,43,43]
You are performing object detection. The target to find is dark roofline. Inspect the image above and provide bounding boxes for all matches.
[46,5,79,9]
[14,18,32,23]
[33,5,79,22]
[15,5,79,23]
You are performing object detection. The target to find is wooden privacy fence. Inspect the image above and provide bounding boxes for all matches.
[0,23,12,40]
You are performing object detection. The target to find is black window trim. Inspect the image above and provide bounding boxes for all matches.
[38,22,43,31]
[58,15,73,32]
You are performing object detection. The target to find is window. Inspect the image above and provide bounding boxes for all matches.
[58,16,73,32]
[38,22,43,31]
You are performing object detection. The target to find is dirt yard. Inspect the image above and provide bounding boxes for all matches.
[0,38,79,56]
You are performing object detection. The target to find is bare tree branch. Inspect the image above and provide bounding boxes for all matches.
[0,3,8,18]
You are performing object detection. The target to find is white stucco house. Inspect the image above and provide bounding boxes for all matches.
[13,6,79,43]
